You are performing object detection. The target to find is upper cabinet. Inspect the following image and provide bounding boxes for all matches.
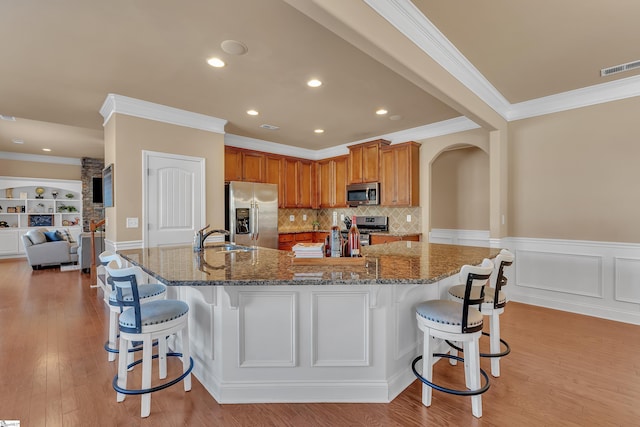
[224,139,419,210]
[264,154,284,208]
[283,158,316,208]
[380,141,421,207]
[317,155,348,208]
[224,146,242,182]
[224,146,265,183]
[348,139,390,184]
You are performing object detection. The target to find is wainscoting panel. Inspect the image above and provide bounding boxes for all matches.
[516,250,603,298]
[614,257,640,304]
[311,291,370,367]
[504,237,640,325]
[238,291,297,367]
[429,229,640,325]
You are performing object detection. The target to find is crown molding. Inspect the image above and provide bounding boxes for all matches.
[366,0,512,119]
[0,151,81,165]
[100,94,227,134]
[363,116,480,144]
[224,134,318,160]
[226,116,479,160]
[507,74,640,120]
[367,0,640,123]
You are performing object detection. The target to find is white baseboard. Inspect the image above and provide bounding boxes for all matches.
[429,229,490,247]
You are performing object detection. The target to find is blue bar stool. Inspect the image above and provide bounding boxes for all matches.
[447,249,515,377]
[412,259,494,418]
[106,261,193,418]
[99,251,167,362]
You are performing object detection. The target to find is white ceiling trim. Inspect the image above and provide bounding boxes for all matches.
[366,0,512,119]
[507,74,640,121]
[0,151,81,165]
[99,94,228,134]
[362,116,480,144]
[367,0,640,122]
[225,133,319,160]
[226,116,479,160]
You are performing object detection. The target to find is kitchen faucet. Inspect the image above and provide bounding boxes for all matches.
[194,225,230,251]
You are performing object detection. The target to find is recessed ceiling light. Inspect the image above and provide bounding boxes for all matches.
[247,109,259,116]
[314,129,324,134]
[376,109,388,115]
[42,148,52,152]
[12,138,24,144]
[307,79,322,88]
[207,57,225,68]
[221,40,248,56]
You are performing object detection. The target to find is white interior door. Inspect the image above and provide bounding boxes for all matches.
[145,151,205,247]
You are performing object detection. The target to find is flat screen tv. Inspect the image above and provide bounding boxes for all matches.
[92,177,103,204]
[103,164,114,207]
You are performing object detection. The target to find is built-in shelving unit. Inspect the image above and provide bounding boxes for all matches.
[0,176,83,256]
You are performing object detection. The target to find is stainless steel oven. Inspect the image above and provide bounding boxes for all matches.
[341,215,388,246]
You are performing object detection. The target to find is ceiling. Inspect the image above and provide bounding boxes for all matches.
[1,0,639,160]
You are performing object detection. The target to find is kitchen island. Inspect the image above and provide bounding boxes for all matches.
[118,242,500,404]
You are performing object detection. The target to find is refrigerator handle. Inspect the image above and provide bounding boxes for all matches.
[254,202,260,242]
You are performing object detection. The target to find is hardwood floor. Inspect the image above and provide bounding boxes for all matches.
[1,258,639,426]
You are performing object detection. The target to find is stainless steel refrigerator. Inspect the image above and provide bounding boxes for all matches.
[225,181,278,249]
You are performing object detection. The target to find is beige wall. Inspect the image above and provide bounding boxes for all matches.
[104,114,225,243]
[0,159,80,180]
[509,96,640,243]
[431,147,489,230]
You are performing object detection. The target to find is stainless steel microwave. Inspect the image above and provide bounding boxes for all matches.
[346,182,380,206]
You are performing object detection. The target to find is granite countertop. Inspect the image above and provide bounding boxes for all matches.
[368,231,421,236]
[118,242,500,287]
[278,229,420,237]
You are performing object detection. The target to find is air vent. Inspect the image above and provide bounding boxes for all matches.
[601,60,640,77]
[260,124,279,130]
[0,115,16,121]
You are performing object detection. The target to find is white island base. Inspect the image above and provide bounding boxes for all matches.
[169,278,458,404]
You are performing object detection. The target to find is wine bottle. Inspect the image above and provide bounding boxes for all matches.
[330,212,342,257]
[347,215,361,257]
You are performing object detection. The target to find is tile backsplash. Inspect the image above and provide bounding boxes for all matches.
[278,206,421,234]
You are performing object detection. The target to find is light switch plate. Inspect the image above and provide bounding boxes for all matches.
[126,217,138,228]
[303,214,307,221]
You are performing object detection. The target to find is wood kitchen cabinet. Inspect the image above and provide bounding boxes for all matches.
[317,155,348,208]
[283,157,316,208]
[224,146,242,181]
[265,154,284,207]
[224,146,265,182]
[278,232,314,251]
[380,141,420,207]
[370,234,421,245]
[348,139,390,184]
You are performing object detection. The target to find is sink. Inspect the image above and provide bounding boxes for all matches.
[205,243,255,253]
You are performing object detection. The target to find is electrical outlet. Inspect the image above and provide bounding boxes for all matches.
[406,214,412,222]
[289,215,295,222]
[340,214,345,222]
[303,214,307,221]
